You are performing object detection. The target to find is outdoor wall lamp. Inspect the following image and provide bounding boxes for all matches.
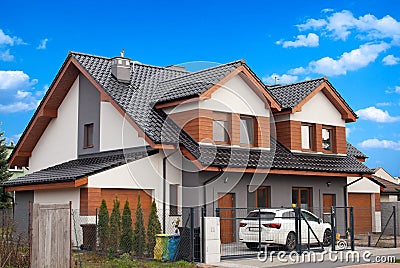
[326,181,332,187]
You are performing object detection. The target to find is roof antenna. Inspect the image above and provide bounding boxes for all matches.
[274,76,280,85]
[120,48,125,58]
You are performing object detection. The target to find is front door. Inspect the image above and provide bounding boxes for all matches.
[218,193,235,243]
[323,194,336,222]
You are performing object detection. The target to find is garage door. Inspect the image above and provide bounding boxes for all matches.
[348,193,372,234]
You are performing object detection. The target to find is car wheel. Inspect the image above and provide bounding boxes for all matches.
[246,242,259,250]
[286,232,296,251]
[322,229,332,246]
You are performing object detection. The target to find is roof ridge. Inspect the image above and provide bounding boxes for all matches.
[159,59,245,84]
[268,77,325,89]
[69,51,111,60]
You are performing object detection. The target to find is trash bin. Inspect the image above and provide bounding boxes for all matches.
[154,234,169,261]
[168,234,180,261]
[80,224,97,251]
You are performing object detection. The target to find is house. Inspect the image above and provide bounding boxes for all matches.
[6,142,29,180]
[4,51,372,244]
[372,167,400,202]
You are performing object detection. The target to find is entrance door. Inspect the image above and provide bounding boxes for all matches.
[218,193,235,243]
[323,194,335,213]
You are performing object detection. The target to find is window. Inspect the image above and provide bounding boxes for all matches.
[170,184,178,215]
[240,116,254,145]
[322,127,332,151]
[8,166,23,172]
[247,186,270,208]
[292,187,312,210]
[213,120,229,143]
[301,124,313,150]
[84,123,94,148]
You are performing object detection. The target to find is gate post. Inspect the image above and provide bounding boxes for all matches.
[258,208,261,251]
[294,207,301,253]
[331,206,336,251]
[393,206,397,248]
[190,207,194,262]
[201,207,205,263]
[216,208,220,218]
[350,207,354,251]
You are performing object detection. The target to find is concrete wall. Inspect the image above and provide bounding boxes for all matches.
[14,190,33,238]
[29,77,79,172]
[290,91,345,127]
[78,74,100,155]
[164,74,270,117]
[99,102,148,151]
[380,202,400,234]
[88,150,182,212]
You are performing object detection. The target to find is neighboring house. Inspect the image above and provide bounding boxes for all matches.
[346,143,384,233]
[3,52,372,243]
[372,167,400,202]
[6,143,29,180]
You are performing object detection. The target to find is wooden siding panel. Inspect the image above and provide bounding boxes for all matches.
[335,126,346,154]
[315,124,323,152]
[275,121,291,149]
[230,113,240,145]
[256,116,270,148]
[375,193,380,211]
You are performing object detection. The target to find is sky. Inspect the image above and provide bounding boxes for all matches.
[0,0,399,176]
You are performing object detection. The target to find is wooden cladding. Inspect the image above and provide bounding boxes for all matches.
[374,193,381,211]
[275,120,301,151]
[168,109,213,142]
[80,188,152,224]
[275,120,346,154]
[169,109,271,148]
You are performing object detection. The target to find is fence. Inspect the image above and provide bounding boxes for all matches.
[71,207,201,265]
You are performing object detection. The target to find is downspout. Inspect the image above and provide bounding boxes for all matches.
[162,149,179,234]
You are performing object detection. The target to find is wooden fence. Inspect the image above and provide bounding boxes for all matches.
[31,203,71,268]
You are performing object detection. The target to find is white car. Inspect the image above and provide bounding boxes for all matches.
[239,208,332,251]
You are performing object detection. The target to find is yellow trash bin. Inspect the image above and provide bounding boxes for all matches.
[154,234,169,261]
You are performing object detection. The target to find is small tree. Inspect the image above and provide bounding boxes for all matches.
[146,200,161,255]
[109,195,121,253]
[0,125,12,209]
[120,200,133,253]
[133,195,146,257]
[97,199,109,251]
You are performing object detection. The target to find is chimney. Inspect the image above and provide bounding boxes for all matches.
[111,49,131,83]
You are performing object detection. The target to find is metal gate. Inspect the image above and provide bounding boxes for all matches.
[216,207,332,259]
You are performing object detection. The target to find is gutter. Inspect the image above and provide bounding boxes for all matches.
[162,149,179,234]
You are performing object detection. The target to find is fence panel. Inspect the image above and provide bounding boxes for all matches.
[31,203,71,268]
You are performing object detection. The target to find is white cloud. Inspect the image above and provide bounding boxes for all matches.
[15,90,32,99]
[292,42,389,76]
[36,38,48,50]
[262,73,298,85]
[0,70,38,91]
[0,49,14,61]
[278,33,319,48]
[321,8,334,13]
[382,54,400,65]
[0,100,40,113]
[356,106,400,123]
[358,139,400,151]
[297,10,400,42]
[376,102,391,107]
[0,29,24,46]
[396,86,400,94]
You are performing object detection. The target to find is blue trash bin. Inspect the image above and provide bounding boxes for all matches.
[168,234,181,261]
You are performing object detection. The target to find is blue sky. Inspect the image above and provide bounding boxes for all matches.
[0,0,399,176]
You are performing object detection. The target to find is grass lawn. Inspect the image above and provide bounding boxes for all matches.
[72,252,198,268]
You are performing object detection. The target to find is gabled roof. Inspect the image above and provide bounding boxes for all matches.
[373,175,400,194]
[267,78,357,122]
[4,146,157,190]
[8,51,371,178]
[346,142,368,159]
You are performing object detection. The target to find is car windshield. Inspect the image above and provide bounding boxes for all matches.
[245,211,275,220]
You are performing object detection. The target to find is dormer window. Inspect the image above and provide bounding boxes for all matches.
[213,112,229,144]
[240,116,254,145]
[84,123,94,148]
[322,127,332,151]
[301,124,313,150]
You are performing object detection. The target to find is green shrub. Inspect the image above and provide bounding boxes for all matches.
[146,200,161,255]
[120,200,133,253]
[109,195,121,253]
[133,195,146,257]
[97,199,110,252]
